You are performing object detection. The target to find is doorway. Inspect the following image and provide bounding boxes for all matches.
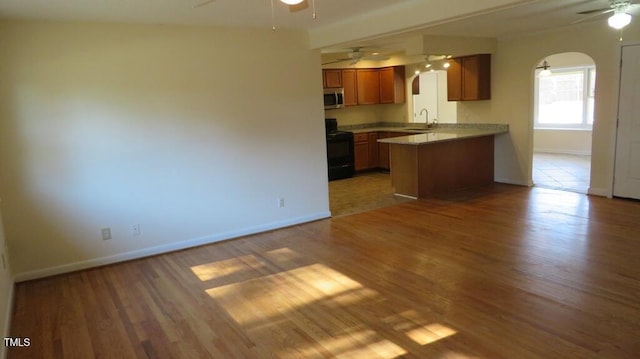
[532,52,595,194]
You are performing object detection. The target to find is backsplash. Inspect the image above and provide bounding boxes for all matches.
[324,103,407,126]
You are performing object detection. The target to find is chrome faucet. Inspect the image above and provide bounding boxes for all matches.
[419,108,438,129]
[420,108,428,123]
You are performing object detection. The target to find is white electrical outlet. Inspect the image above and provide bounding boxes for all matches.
[132,224,141,237]
[101,228,112,240]
[278,197,285,208]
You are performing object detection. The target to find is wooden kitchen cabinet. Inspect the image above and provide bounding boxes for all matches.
[447,54,491,101]
[323,69,342,88]
[354,132,382,171]
[354,133,370,171]
[368,132,379,168]
[356,69,380,105]
[342,69,358,106]
[377,131,407,170]
[379,66,406,104]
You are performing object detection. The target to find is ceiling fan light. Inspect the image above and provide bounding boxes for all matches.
[539,69,552,77]
[608,11,632,29]
[280,0,304,4]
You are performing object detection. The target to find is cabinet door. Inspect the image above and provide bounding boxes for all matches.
[377,132,390,170]
[323,69,343,88]
[462,54,491,100]
[342,69,358,106]
[354,136,369,171]
[447,54,491,101]
[380,66,406,104]
[447,58,463,101]
[356,69,380,105]
[368,132,379,168]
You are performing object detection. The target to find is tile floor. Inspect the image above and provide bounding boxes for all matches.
[329,172,414,217]
[533,152,591,194]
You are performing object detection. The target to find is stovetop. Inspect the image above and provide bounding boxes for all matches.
[326,130,353,140]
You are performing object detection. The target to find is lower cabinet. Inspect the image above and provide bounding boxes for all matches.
[354,131,405,171]
[354,133,370,171]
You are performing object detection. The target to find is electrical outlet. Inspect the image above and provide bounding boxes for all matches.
[132,224,141,237]
[278,197,285,208]
[101,228,112,241]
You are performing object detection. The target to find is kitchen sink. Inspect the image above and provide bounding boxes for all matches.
[404,128,433,132]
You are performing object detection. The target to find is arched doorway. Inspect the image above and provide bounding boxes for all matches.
[532,52,595,194]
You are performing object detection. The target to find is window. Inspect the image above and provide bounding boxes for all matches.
[534,66,596,129]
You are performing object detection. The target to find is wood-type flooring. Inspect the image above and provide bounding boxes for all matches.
[8,184,640,358]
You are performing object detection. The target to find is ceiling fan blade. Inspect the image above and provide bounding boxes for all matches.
[193,0,216,9]
[289,0,309,12]
[363,54,391,61]
[322,58,351,65]
[577,7,611,15]
[572,8,614,24]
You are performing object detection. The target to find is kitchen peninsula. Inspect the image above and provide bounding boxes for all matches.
[377,124,508,198]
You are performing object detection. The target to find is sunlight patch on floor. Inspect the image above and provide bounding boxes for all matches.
[406,323,457,345]
[281,329,407,359]
[190,254,263,281]
[205,263,379,326]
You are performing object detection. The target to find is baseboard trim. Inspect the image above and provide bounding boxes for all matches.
[1,279,15,359]
[13,211,331,283]
[494,178,533,187]
[533,149,591,156]
[588,187,611,198]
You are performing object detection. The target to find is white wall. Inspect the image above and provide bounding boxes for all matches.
[0,201,13,359]
[458,20,639,195]
[0,20,330,280]
[534,129,592,155]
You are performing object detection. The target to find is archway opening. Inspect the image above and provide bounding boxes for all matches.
[532,52,595,194]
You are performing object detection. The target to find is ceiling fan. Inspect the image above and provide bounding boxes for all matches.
[575,0,639,29]
[322,47,391,65]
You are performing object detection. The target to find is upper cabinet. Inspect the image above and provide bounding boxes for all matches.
[342,69,358,106]
[356,69,380,105]
[323,69,343,88]
[447,54,491,101]
[322,66,406,107]
[379,66,406,104]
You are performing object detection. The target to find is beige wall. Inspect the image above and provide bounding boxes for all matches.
[460,21,639,194]
[327,104,406,127]
[0,20,330,279]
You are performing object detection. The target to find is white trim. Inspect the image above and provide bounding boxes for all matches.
[13,211,331,283]
[533,148,592,156]
[588,187,611,198]
[394,193,418,199]
[1,280,14,359]
[494,178,533,187]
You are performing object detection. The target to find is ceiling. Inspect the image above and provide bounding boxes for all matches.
[1,0,637,58]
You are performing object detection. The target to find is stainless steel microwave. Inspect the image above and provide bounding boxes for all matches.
[323,88,345,110]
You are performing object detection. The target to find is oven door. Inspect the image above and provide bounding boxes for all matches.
[326,133,354,181]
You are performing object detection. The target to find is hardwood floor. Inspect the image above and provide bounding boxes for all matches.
[8,185,640,358]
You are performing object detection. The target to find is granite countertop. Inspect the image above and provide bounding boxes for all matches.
[337,122,509,145]
[377,127,508,145]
